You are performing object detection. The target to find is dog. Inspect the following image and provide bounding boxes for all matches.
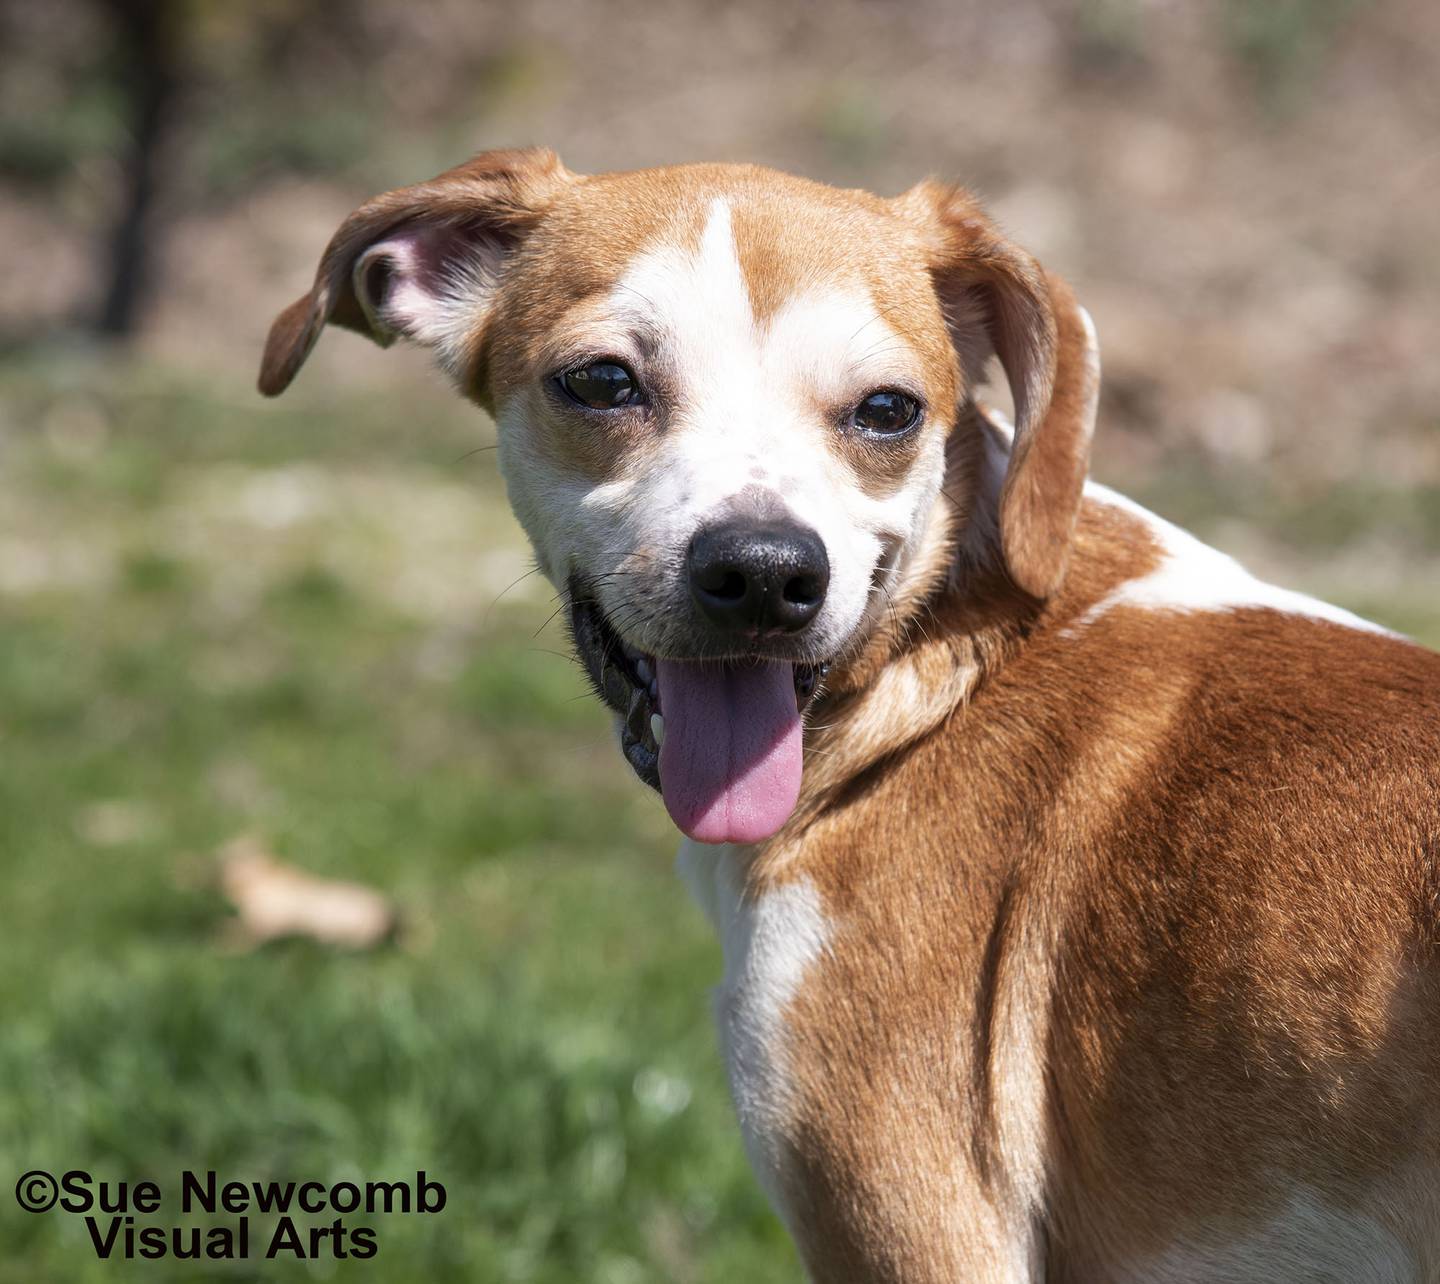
[260,148,1440,1281]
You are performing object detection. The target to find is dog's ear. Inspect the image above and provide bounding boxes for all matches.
[259,146,572,397]
[897,181,1099,599]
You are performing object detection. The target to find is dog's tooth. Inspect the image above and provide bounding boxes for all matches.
[634,656,653,685]
[650,713,665,748]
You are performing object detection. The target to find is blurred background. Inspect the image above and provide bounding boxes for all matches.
[0,0,1436,1279]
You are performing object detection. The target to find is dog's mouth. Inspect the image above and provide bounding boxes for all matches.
[569,590,828,845]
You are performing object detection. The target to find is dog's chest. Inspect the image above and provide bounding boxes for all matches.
[676,839,831,1224]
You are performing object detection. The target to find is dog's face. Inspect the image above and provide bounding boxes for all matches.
[261,150,1089,845]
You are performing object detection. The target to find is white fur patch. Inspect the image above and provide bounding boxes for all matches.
[1075,482,1395,638]
[676,839,831,1232]
[1126,1191,1417,1283]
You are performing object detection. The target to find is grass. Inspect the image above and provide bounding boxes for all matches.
[1,352,1435,1281]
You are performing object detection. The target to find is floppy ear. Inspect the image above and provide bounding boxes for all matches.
[898,181,1099,599]
[258,146,572,397]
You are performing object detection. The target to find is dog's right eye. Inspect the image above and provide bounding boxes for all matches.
[558,362,641,410]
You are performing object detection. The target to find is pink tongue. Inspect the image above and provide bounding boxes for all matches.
[655,658,803,845]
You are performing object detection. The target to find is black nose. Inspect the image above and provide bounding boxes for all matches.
[687,519,830,636]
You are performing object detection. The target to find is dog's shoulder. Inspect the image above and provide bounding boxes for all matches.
[1026,483,1440,771]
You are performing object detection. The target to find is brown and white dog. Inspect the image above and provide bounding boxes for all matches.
[260,149,1440,1281]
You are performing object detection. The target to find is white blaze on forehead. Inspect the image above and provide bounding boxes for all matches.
[614,197,918,415]
[574,197,943,655]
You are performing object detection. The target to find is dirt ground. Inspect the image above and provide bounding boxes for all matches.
[7,1,1439,481]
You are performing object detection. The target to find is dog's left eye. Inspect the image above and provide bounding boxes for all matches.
[559,362,641,410]
[851,390,920,437]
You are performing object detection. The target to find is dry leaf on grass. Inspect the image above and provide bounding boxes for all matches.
[218,834,397,950]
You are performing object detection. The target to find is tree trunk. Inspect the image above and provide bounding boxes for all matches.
[94,0,178,339]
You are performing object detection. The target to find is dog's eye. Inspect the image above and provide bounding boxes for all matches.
[559,362,640,410]
[851,390,920,437]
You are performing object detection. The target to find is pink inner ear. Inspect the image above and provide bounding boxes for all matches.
[353,230,446,344]
[353,219,506,350]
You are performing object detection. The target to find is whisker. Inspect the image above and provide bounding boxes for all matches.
[847,301,906,346]
[484,565,543,624]
[533,602,568,637]
[530,647,577,663]
[453,444,499,464]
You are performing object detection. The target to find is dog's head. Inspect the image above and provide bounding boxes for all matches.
[261,148,1094,845]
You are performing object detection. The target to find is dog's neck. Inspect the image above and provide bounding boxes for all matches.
[749,404,1038,869]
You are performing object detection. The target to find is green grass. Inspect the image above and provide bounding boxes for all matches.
[0,356,797,1282]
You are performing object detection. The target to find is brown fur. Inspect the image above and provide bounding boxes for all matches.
[751,477,1440,1280]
